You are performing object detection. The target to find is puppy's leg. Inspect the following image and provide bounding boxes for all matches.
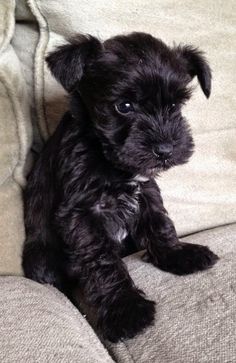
[120,235,141,257]
[22,238,70,294]
[136,179,219,275]
[55,208,155,342]
[22,152,70,293]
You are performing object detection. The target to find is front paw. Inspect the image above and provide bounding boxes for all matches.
[98,289,155,342]
[143,242,219,275]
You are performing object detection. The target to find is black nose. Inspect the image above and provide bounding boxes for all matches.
[154,143,173,160]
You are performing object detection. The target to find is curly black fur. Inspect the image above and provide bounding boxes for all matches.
[22,32,218,342]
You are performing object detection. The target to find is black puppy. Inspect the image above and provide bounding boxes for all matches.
[23,32,219,342]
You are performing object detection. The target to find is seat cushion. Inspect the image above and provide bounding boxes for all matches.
[0,276,114,363]
[105,224,236,363]
[0,0,32,275]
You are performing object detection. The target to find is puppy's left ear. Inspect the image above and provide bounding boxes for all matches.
[46,34,102,92]
[175,45,212,98]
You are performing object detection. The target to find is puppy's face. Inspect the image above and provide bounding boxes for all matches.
[47,32,211,176]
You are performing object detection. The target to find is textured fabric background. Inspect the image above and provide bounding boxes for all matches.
[0,276,114,363]
[106,224,236,363]
[0,0,32,275]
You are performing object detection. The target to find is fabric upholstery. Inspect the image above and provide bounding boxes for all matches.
[106,224,236,363]
[0,276,114,363]
[0,0,32,275]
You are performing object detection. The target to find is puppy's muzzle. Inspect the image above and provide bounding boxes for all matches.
[153,143,173,160]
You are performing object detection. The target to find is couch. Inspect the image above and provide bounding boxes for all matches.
[0,0,235,362]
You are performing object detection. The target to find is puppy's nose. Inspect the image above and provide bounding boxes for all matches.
[155,143,173,159]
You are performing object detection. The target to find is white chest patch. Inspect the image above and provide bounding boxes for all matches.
[133,174,150,182]
[114,228,128,243]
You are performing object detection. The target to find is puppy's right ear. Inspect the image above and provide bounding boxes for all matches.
[46,34,102,92]
[174,45,212,98]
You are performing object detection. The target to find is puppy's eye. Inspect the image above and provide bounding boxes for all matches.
[115,102,134,115]
[170,103,178,111]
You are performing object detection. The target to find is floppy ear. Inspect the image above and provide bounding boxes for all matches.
[46,34,102,92]
[175,45,212,98]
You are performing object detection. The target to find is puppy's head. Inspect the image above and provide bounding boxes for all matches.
[46,32,212,176]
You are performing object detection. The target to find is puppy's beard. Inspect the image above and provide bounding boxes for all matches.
[145,159,173,177]
[135,167,159,181]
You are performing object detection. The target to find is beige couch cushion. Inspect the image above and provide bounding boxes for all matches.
[0,0,32,275]
[0,276,114,363]
[106,224,236,363]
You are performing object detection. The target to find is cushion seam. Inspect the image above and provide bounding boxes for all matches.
[0,74,30,187]
[181,222,236,239]
[118,340,136,363]
[26,0,50,140]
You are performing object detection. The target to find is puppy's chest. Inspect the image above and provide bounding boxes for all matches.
[94,181,141,243]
